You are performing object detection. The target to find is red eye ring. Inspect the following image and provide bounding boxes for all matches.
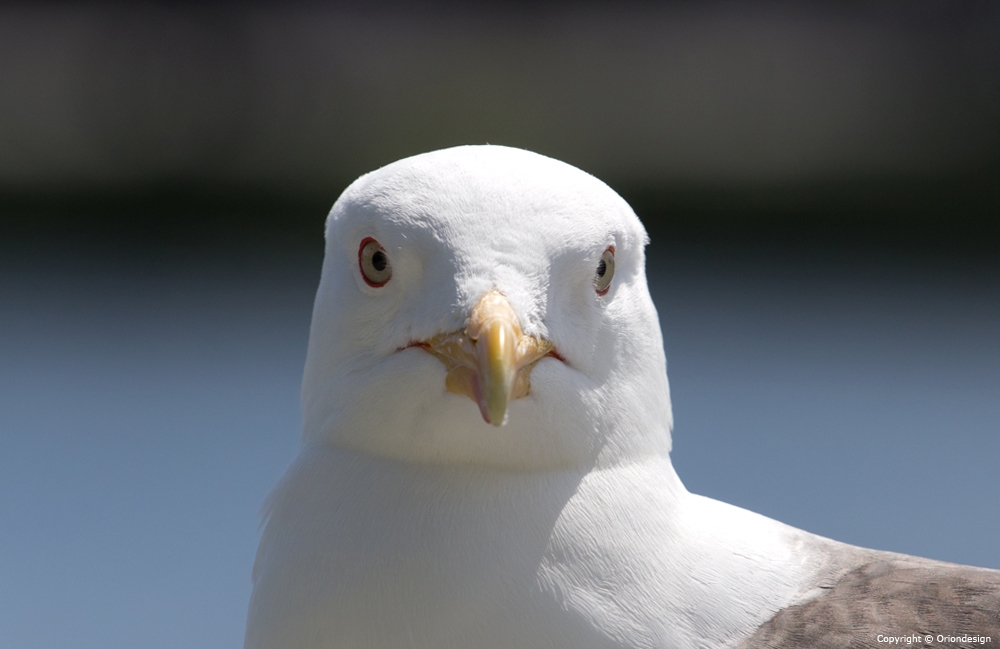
[358,237,392,287]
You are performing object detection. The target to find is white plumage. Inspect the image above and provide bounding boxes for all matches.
[245,146,1000,649]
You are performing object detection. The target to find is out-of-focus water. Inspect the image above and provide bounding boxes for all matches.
[651,247,1000,563]
[1,244,997,649]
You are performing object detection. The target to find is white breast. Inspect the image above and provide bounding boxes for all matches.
[246,446,828,649]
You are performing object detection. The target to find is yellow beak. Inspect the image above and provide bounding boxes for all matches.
[422,291,552,426]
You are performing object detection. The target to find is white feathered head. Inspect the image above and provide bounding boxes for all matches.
[302,145,673,470]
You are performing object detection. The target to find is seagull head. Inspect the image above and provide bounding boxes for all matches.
[302,145,673,470]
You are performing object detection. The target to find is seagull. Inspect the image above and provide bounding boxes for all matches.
[245,145,999,649]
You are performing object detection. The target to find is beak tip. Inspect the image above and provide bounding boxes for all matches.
[484,403,508,427]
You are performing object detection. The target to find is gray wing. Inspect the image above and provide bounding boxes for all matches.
[740,557,1000,649]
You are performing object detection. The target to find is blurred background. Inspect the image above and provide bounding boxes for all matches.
[1,2,998,647]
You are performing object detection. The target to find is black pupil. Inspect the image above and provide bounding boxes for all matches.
[596,259,606,277]
[371,251,387,272]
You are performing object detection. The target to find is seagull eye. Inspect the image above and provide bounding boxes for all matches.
[359,238,392,287]
[593,246,615,295]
